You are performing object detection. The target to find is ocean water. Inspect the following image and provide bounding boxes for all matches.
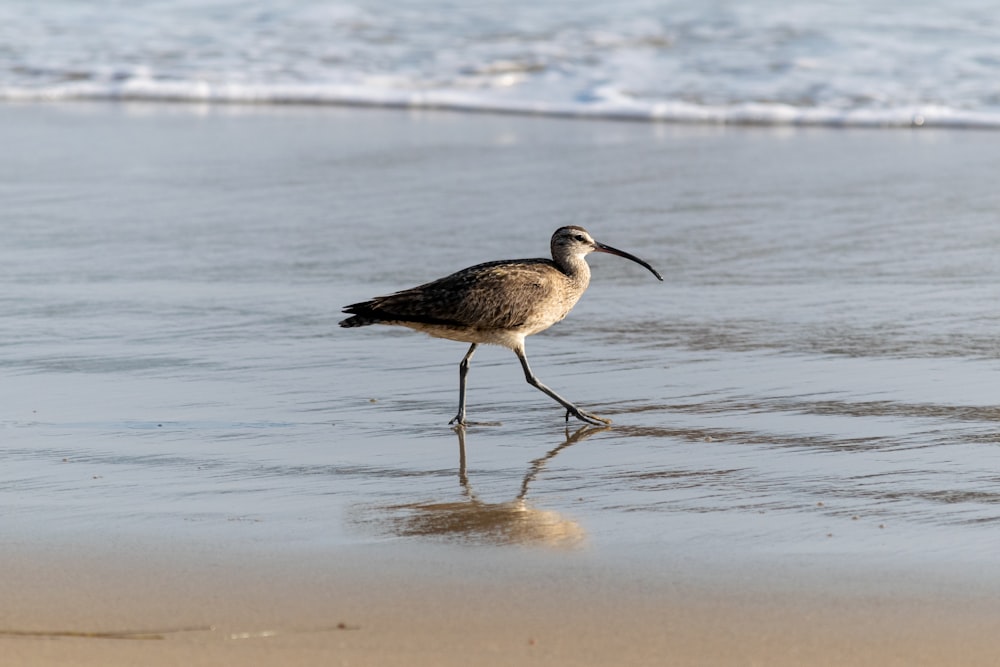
[2,0,1000,127]
[2,103,999,571]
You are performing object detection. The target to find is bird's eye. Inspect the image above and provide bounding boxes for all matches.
[574,234,586,242]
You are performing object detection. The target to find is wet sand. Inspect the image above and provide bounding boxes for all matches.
[3,539,1000,667]
[3,102,1000,664]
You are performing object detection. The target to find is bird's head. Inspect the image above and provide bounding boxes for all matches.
[551,226,663,281]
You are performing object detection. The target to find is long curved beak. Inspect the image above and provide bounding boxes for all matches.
[593,241,664,281]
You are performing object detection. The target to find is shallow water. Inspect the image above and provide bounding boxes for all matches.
[2,103,999,569]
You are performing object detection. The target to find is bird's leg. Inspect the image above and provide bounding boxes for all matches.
[514,347,611,426]
[454,423,469,490]
[449,343,478,425]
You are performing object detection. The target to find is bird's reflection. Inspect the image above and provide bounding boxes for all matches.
[359,425,607,548]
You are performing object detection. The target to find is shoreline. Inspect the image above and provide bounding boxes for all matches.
[4,101,1000,666]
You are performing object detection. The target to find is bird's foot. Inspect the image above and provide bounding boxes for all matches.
[449,414,467,427]
[564,408,612,426]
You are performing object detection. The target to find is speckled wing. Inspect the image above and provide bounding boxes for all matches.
[344,259,563,330]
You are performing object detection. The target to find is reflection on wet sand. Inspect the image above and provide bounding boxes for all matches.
[353,426,608,548]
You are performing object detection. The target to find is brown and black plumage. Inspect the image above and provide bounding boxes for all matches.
[340,226,662,426]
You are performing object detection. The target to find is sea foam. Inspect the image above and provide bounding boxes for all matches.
[2,0,1000,128]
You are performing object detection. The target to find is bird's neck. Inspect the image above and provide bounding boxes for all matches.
[555,253,592,291]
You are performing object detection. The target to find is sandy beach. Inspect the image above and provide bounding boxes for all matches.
[3,101,1000,665]
[4,539,1000,667]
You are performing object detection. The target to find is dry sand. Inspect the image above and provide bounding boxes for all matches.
[3,539,999,667]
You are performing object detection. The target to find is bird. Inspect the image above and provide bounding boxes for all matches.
[339,226,662,426]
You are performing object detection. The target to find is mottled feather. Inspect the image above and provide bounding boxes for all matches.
[341,258,579,335]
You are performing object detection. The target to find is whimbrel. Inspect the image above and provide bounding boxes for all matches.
[340,226,662,425]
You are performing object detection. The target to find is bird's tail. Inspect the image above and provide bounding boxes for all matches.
[339,314,378,328]
[339,300,382,328]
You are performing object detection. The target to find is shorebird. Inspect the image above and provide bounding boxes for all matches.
[340,226,662,425]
